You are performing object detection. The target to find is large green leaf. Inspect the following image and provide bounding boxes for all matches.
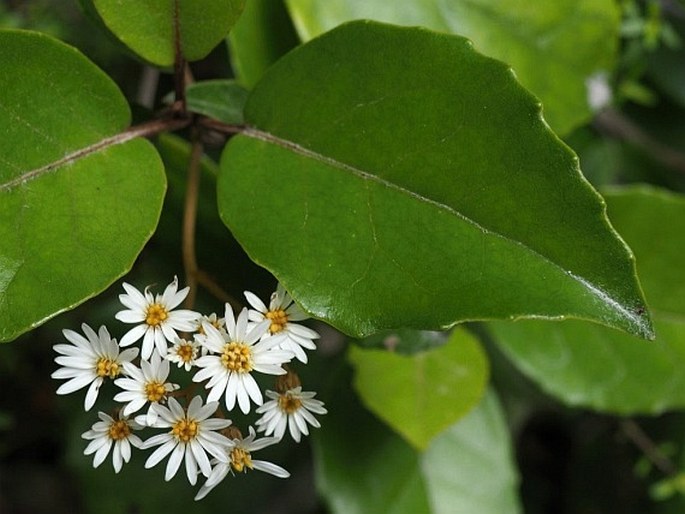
[489,186,685,414]
[315,386,521,514]
[348,328,488,450]
[218,21,652,340]
[285,0,619,136]
[91,0,246,66]
[0,30,165,342]
[228,0,299,89]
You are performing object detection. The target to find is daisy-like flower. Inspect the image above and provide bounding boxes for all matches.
[194,426,289,501]
[245,283,320,363]
[193,305,293,414]
[142,396,233,485]
[192,313,227,337]
[167,337,201,371]
[52,324,138,411]
[114,353,179,426]
[115,276,200,360]
[82,411,143,473]
[255,373,327,443]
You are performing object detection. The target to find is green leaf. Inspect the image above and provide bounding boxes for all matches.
[228,0,299,89]
[218,21,652,341]
[348,328,488,450]
[285,0,619,136]
[0,30,165,342]
[421,391,522,514]
[489,186,685,414]
[315,385,521,514]
[91,0,246,66]
[185,80,248,124]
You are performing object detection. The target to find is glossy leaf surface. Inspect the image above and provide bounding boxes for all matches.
[315,387,521,514]
[219,21,651,340]
[0,30,165,341]
[490,186,685,414]
[348,328,488,449]
[91,0,246,66]
[285,0,620,135]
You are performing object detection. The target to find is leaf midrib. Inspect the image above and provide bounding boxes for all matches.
[242,126,650,336]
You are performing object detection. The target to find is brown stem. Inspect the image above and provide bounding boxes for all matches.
[173,0,187,114]
[198,118,246,135]
[620,419,678,476]
[594,109,685,176]
[195,270,243,311]
[182,130,203,309]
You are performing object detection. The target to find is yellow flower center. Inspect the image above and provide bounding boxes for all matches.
[266,309,288,334]
[221,342,253,373]
[108,420,132,441]
[144,381,167,402]
[145,303,168,327]
[95,357,120,378]
[176,342,196,363]
[230,447,253,473]
[278,392,303,414]
[172,418,198,442]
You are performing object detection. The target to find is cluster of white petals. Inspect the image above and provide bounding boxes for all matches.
[51,278,326,499]
[52,324,138,410]
[193,306,293,414]
[256,386,328,443]
[115,276,200,360]
[245,283,320,363]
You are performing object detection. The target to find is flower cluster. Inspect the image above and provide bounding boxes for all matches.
[52,277,326,500]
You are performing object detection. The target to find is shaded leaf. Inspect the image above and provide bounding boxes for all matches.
[219,21,652,341]
[285,0,620,135]
[186,80,248,124]
[91,0,246,66]
[228,0,299,89]
[0,30,165,341]
[315,383,520,514]
[421,391,522,514]
[348,328,488,450]
[489,186,685,414]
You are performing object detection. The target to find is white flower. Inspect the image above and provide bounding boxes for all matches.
[167,337,201,371]
[193,305,293,414]
[256,386,327,443]
[142,396,233,485]
[115,276,200,360]
[193,313,227,337]
[194,426,289,501]
[114,353,179,426]
[82,411,143,473]
[52,324,138,411]
[245,283,320,363]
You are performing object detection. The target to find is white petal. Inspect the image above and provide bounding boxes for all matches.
[190,439,211,477]
[154,329,169,356]
[120,324,148,348]
[121,282,148,308]
[252,459,290,478]
[84,379,103,411]
[242,374,263,406]
[92,440,113,468]
[165,443,185,481]
[225,373,238,411]
[112,444,123,472]
[116,310,146,323]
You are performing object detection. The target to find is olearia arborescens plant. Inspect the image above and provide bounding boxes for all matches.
[7,0,685,511]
